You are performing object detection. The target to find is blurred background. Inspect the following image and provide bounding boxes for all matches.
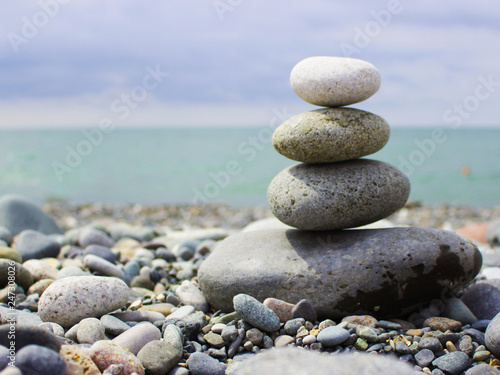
[0,0,499,207]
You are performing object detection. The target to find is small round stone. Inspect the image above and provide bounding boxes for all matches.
[267,159,410,230]
[89,340,145,375]
[290,56,381,107]
[284,318,305,336]
[246,328,264,346]
[292,299,317,323]
[274,335,295,348]
[186,352,225,375]
[414,348,435,368]
[272,108,390,163]
[16,344,66,375]
[112,322,162,355]
[424,317,462,332]
[137,340,183,375]
[432,351,470,375]
[76,317,107,344]
[263,298,294,323]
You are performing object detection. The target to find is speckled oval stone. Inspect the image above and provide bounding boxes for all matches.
[198,227,481,319]
[272,108,390,163]
[38,276,129,327]
[89,340,145,375]
[267,159,410,230]
[290,56,381,107]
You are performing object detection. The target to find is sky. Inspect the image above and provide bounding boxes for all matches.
[0,0,499,129]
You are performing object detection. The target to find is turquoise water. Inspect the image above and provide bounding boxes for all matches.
[0,127,498,207]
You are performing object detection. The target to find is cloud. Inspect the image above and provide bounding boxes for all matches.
[0,0,499,127]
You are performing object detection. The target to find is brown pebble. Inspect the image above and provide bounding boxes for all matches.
[446,341,457,352]
[388,319,415,330]
[138,302,175,316]
[406,329,423,337]
[243,341,254,351]
[342,315,378,328]
[318,319,336,331]
[263,298,294,323]
[246,328,264,346]
[423,317,462,332]
[295,326,309,338]
[59,344,101,375]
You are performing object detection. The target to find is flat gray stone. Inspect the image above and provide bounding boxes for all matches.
[198,227,481,319]
[38,276,130,327]
[187,352,225,375]
[233,347,413,375]
[112,321,161,355]
[432,351,470,375]
[461,280,500,320]
[290,56,381,107]
[0,195,62,236]
[272,108,390,163]
[83,254,124,279]
[16,344,66,375]
[316,325,350,347]
[267,159,410,230]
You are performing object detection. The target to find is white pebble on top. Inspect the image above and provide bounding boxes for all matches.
[290,56,381,107]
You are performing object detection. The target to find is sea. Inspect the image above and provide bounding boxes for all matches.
[0,127,499,207]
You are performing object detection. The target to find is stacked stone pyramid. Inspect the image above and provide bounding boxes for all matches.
[199,57,481,319]
[267,56,410,230]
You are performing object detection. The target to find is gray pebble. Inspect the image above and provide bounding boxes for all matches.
[465,363,500,375]
[15,230,61,261]
[233,294,280,333]
[0,345,9,371]
[112,321,162,355]
[377,320,402,330]
[79,227,115,248]
[316,326,350,347]
[57,265,90,279]
[414,348,435,368]
[137,339,183,375]
[432,351,470,375]
[443,297,478,325]
[16,344,66,375]
[83,244,117,263]
[100,314,131,336]
[292,299,317,322]
[418,337,443,352]
[486,312,500,356]
[221,325,238,344]
[461,280,500,320]
[284,318,305,336]
[187,352,225,375]
[83,254,124,278]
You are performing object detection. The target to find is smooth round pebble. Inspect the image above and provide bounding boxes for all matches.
[88,340,145,375]
[267,159,410,230]
[290,56,381,107]
[16,344,66,375]
[112,322,161,355]
[15,230,61,261]
[79,227,115,248]
[263,298,295,323]
[76,317,107,344]
[292,299,317,322]
[59,345,101,375]
[432,351,471,375]
[101,314,131,336]
[317,325,350,347]
[137,340,183,375]
[486,312,500,356]
[175,280,209,312]
[83,254,124,278]
[272,108,390,163]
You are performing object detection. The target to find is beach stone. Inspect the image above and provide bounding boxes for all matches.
[101,314,131,336]
[234,347,413,375]
[290,56,381,107]
[317,325,350,347]
[0,227,12,245]
[424,317,462,332]
[88,340,145,375]
[112,321,161,355]
[342,315,378,327]
[112,310,165,323]
[163,324,184,353]
[79,228,115,248]
[284,318,305,336]
[0,345,8,371]
[0,195,62,236]
[83,244,117,263]
[465,364,500,375]
[263,298,294,322]
[199,228,481,319]
[221,325,238,344]
[418,337,442,353]
[175,280,209,312]
[461,280,500,319]
[432,351,470,375]
[186,352,225,375]
[15,230,61,261]
[38,322,65,337]
[487,222,500,247]
[167,305,195,321]
[0,324,62,352]
[486,312,500,357]
[22,259,58,281]
[77,318,107,344]
[267,159,410,230]
[443,297,478,325]
[16,344,66,375]
[274,335,295,347]
[59,345,101,375]
[137,339,183,375]
[0,259,34,290]
[38,276,130,327]
[292,299,317,322]
[83,254,124,279]
[0,246,21,263]
[0,306,42,328]
[138,303,175,316]
[233,294,281,333]
[203,331,225,348]
[272,108,390,163]
[414,348,435,368]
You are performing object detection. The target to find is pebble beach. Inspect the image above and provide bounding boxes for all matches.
[2,55,500,375]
